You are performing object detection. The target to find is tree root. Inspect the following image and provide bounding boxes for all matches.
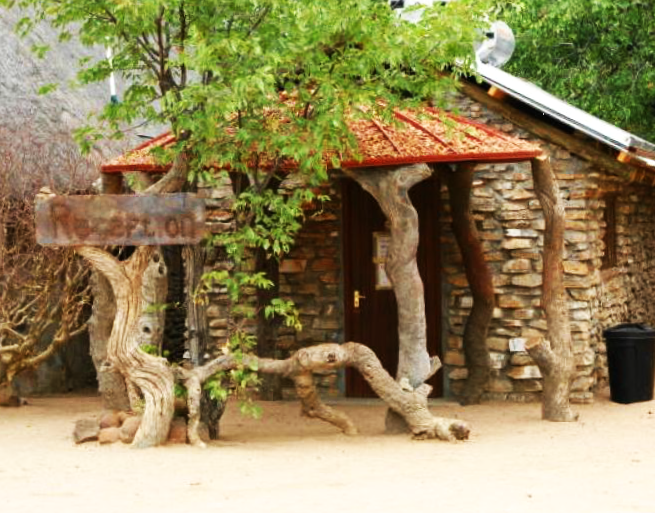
[177,342,469,447]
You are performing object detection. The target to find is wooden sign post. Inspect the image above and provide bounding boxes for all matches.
[35,193,206,246]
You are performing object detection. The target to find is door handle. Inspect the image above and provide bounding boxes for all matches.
[354,290,366,309]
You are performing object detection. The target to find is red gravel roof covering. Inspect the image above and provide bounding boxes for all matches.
[101,106,541,174]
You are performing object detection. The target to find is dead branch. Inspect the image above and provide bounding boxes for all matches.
[0,208,91,389]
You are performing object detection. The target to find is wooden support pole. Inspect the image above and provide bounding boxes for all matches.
[444,163,494,405]
[100,173,124,194]
[528,155,578,422]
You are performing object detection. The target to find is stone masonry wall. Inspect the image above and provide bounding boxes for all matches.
[589,178,655,384]
[277,183,344,398]
[197,178,343,399]
[441,94,655,403]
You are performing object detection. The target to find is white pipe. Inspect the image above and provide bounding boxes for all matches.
[105,46,118,103]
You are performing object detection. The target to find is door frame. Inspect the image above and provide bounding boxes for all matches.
[341,174,443,397]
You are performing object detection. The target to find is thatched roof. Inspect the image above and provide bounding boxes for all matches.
[0,9,131,195]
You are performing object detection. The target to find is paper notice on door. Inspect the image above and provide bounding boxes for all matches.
[373,232,392,290]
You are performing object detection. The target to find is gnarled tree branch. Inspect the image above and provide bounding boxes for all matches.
[177,342,469,447]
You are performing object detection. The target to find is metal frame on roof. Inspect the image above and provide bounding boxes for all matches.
[476,61,655,168]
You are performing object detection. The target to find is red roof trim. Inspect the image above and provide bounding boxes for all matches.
[341,150,542,169]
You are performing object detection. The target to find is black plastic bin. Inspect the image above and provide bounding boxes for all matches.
[603,323,655,404]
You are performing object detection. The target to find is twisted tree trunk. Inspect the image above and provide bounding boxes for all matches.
[344,164,440,433]
[527,155,578,422]
[344,164,438,386]
[183,244,225,438]
[78,246,175,447]
[184,245,208,366]
[445,163,494,405]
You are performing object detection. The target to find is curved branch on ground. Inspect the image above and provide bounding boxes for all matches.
[177,342,469,447]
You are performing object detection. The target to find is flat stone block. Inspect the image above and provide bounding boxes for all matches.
[572,310,591,321]
[501,202,527,211]
[510,250,541,260]
[448,368,469,380]
[510,353,533,366]
[565,231,588,243]
[499,210,538,221]
[514,308,536,320]
[444,351,466,367]
[498,295,530,308]
[448,336,463,350]
[471,198,497,212]
[503,258,532,273]
[486,377,514,393]
[509,338,526,352]
[505,228,539,238]
[447,274,469,287]
[312,318,340,330]
[487,337,509,352]
[507,365,542,380]
[563,261,590,276]
[571,375,595,392]
[501,238,534,250]
[575,349,596,367]
[570,392,594,404]
[279,259,308,274]
[311,258,338,271]
[505,188,534,201]
[490,351,508,369]
[514,379,542,392]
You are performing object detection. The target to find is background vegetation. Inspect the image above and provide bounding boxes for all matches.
[500,0,655,142]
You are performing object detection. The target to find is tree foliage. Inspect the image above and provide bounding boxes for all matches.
[499,0,655,141]
[3,0,492,324]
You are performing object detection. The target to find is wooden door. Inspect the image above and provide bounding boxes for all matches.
[342,175,442,397]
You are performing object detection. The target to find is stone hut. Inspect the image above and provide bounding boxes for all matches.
[100,65,655,405]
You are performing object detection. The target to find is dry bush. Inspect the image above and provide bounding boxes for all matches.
[0,127,100,401]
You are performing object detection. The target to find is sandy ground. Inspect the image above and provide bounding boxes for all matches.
[1,390,655,513]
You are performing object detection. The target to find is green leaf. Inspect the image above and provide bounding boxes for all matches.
[31,43,50,59]
[37,83,58,95]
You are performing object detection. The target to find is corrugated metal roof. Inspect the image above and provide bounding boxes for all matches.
[477,62,655,169]
[101,105,542,174]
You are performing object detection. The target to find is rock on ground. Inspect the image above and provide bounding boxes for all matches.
[73,418,100,444]
[98,427,121,444]
[119,416,142,444]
